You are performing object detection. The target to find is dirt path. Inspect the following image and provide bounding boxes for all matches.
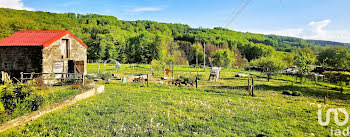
[0,85,105,133]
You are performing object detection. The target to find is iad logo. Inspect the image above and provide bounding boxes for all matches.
[318,104,350,136]
[318,104,349,126]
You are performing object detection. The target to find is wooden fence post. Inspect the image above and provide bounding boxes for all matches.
[172,64,174,81]
[1,71,4,83]
[195,77,198,89]
[98,61,100,74]
[248,74,251,94]
[326,85,328,100]
[251,77,254,96]
[314,74,317,84]
[90,60,93,73]
[20,72,23,83]
[82,73,85,86]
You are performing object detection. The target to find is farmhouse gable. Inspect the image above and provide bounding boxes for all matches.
[0,30,88,79]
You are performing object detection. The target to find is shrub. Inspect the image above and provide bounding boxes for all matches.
[183,78,193,83]
[0,83,44,113]
[0,101,4,112]
[323,71,350,84]
[35,76,45,87]
[1,85,30,111]
[178,76,194,83]
[151,59,166,72]
[292,91,303,96]
[25,95,44,111]
[282,90,292,95]
[71,84,84,90]
[98,71,111,80]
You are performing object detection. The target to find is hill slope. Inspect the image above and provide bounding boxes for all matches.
[0,8,348,64]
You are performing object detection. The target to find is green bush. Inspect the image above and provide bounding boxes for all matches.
[183,78,193,83]
[1,85,30,111]
[323,71,350,84]
[282,90,292,95]
[25,95,44,111]
[178,76,193,83]
[151,59,166,71]
[98,71,111,80]
[0,83,44,113]
[292,91,303,96]
[0,101,4,112]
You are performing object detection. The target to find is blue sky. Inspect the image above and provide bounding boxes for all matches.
[1,0,349,43]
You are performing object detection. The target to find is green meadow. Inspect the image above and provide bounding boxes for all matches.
[1,64,349,136]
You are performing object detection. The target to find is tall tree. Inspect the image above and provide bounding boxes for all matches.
[317,46,349,68]
[211,49,236,68]
[293,48,315,82]
[250,54,287,81]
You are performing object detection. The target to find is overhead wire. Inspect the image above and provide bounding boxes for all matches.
[224,0,252,28]
[222,0,245,27]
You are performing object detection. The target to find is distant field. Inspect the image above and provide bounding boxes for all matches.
[1,64,349,136]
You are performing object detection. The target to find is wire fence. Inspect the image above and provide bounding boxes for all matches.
[20,72,84,85]
[86,59,210,75]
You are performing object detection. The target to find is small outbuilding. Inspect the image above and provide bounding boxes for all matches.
[0,30,87,79]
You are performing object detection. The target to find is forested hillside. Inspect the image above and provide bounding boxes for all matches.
[0,8,349,68]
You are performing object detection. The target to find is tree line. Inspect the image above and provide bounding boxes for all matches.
[0,8,350,69]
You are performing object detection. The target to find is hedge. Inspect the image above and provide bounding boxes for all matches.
[323,71,350,84]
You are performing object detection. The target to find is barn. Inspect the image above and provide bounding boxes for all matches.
[0,30,87,80]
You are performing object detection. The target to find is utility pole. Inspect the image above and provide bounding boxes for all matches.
[203,43,206,72]
[196,52,198,76]
[196,52,198,88]
[172,63,174,81]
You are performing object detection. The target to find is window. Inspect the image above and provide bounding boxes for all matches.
[62,39,70,58]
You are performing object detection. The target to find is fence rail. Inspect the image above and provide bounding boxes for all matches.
[20,72,85,85]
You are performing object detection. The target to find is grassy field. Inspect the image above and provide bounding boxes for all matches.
[1,64,350,136]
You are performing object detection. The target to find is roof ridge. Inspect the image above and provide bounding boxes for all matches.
[18,30,68,33]
[0,30,87,48]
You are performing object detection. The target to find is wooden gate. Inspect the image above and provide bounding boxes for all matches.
[75,61,84,73]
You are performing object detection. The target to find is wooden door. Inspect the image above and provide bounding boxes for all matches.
[75,61,84,74]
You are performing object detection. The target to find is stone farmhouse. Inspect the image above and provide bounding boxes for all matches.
[0,30,87,79]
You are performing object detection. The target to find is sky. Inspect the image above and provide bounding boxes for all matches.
[0,0,349,43]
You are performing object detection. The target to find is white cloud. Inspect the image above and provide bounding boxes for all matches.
[247,19,350,43]
[104,9,111,13]
[132,7,162,12]
[0,0,34,11]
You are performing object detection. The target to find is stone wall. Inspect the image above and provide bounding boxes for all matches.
[42,34,87,75]
[0,46,42,77]
[0,33,87,79]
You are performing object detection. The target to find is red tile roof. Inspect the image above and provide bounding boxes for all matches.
[0,30,87,48]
